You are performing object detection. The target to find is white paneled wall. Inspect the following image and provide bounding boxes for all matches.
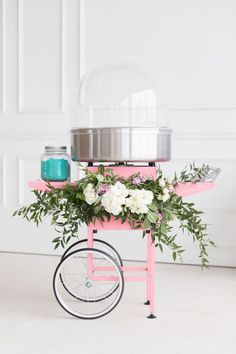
[0,0,236,266]
[0,156,6,205]
[18,0,64,112]
[0,0,80,255]
[85,0,236,266]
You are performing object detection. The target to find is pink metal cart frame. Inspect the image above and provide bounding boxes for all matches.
[87,217,156,318]
[29,166,214,319]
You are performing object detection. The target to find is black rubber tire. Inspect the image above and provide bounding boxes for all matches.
[61,238,123,266]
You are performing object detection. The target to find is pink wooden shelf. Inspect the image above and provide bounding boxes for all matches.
[28,180,76,192]
[28,180,214,231]
[175,182,215,197]
[29,180,214,196]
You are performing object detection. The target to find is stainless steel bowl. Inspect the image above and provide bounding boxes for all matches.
[71,127,171,162]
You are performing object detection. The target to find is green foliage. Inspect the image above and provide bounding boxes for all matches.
[173,162,210,184]
[13,164,216,268]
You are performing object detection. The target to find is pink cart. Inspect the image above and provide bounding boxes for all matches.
[29,166,214,320]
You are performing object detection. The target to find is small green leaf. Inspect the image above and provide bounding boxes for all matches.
[54,243,60,250]
[147,211,158,224]
[149,203,158,212]
[143,216,150,228]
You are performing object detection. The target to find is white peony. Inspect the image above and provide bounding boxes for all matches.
[111,181,129,198]
[141,190,153,204]
[101,194,123,215]
[83,183,99,205]
[125,189,154,214]
[101,182,128,215]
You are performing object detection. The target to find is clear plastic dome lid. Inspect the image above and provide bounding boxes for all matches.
[72,65,169,128]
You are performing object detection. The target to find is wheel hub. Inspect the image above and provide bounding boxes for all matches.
[85,280,92,288]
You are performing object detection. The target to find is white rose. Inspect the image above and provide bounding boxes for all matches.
[85,193,99,205]
[96,174,104,182]
[163,188,169,195]
[162,193,170,202]
[84,183,99,205]
[125,189,153,214]
[101,192,123,215]
[142,190,154,204]
[159,178,166,187]
[112,181,129,198]
[126,197,149,214]
[100,183,128,216]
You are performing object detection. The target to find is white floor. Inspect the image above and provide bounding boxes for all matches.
[0,253,235,354]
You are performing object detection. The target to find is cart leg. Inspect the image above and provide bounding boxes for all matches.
[87,227,94,248]
[86,227,94,277]
[147,231,156,319]
[145,231,151,305]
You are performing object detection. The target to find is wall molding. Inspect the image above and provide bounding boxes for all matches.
[1,132,236,141]
[171,106,236,112]
[169,157,236,164]
[0,156,6,206]
[0,133,69,140]
[17,157,24,205]
[203,208,236,215]
[17,0,65,113]
[17,156,38,205]
[173,133,236,140]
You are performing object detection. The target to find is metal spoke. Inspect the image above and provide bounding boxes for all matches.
[53,248,124,319]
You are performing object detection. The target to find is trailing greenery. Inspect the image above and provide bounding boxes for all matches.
[13,164,216,268]
[173,162,210,183]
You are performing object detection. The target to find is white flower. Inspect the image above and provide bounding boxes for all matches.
[162,193,170,202]
[168,184,175,192]
[101,194,123,215]
[163,188,169,195]
[111,181,129,198]
[159,178,166,187]
[125,189,154,214]
[101,182,128,215]
[83,183,99,205]
[142,190,154,204]
[96,174,104,182]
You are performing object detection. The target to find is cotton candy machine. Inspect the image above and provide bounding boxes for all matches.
[71,65,171,163]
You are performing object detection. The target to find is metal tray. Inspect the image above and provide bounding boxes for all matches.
[71,127,171,162]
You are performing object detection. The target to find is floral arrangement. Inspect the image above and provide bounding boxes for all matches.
[14,164,216,268]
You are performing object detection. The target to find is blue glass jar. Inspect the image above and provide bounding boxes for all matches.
[41,146,70,181]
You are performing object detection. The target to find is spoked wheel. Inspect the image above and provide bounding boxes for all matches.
[60,239,123,302]
[53,248,124,319]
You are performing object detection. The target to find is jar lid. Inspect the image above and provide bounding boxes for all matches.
[45,146,67,153]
